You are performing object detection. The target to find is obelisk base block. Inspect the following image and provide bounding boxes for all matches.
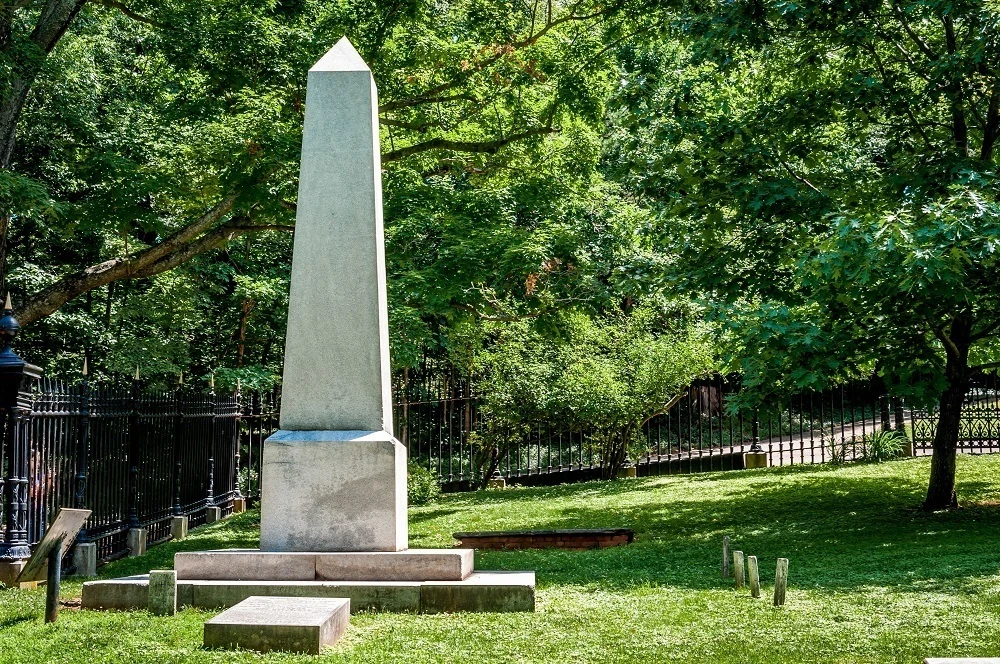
[260,430,407,552]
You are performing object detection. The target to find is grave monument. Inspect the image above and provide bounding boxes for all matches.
[81,37,534,615]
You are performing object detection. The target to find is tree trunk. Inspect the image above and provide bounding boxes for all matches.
[924,316,973,510]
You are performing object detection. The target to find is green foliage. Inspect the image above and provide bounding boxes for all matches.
[472,304,716,479]
[407,461,441,506]
[861,430,907,464]
[606,2,1000,405]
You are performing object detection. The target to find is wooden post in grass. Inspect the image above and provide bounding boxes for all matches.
[733,551,745,589]
[748,555,760,598]
[774,558,788,606]
[722,536,731,578]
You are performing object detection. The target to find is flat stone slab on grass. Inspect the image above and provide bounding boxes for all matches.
[204,596,349,655]
[174,548,473,582]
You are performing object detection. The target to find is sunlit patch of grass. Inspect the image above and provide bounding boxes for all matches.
[2,456,1000,662]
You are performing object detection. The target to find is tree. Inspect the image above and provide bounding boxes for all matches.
[3,0,633,327]
[607,0,1000,508]
[473,304,714,481]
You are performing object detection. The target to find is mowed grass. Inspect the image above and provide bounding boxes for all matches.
[3,456,1000,663]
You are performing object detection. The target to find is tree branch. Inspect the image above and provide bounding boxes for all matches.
[889,2,937,60]
[90,0,169,28]
[382,126,557,162]
[934,324,961,359]
[776,156,822,194]
[19,195,240,325]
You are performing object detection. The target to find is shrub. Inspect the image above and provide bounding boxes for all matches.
[407,462,441,505]
[861,430,906,463]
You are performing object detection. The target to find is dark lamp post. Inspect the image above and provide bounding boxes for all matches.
[0,295,41,562]
[0,295,26,409]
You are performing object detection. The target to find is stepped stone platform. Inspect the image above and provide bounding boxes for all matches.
[175,548,473,581]
[204,596,350,654]
[82,548,535,614]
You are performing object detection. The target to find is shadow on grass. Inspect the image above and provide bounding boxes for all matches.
[454,461,1000,593]
[0,615,34,629]
[96,459,1000,599]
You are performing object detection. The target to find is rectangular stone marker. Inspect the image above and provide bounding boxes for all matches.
[774,557,788,606]
[203,596,350,654]
[148,570,177,616]
[721,536,730,578]
[259,36,406,553]
[733,551,745,589]
[206,507,222,524]
[747,555,760,598]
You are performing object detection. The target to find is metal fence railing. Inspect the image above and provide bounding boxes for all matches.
[1,376,279,565]
[6,359,999,567]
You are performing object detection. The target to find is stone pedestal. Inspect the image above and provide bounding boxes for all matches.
[261,430,406,552]
[206,507,223,524]
[0,560,32,589]
[232,498,247,514]
[127,528,147,557]
[170,516,189,541]
[744,452,769,469]
[73,543,97,577]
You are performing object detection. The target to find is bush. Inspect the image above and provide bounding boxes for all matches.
[407,462,441,506]
[861,430,906,463]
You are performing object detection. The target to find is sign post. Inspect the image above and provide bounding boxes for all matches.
[16,508,91,623]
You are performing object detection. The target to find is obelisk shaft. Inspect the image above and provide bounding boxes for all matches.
[279,38,392,433]
[261,38,407,553]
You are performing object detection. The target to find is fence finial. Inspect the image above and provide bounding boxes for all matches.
[82,357,88,377]
[134,365,139,381]
[209,372,215,390]
[3,292,10,314]
[178,370,183,385]
[236,377,241,394]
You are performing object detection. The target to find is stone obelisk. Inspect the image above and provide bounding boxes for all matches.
[260,37,407,552]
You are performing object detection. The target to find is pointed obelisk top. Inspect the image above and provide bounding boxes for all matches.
[311,36,370,73]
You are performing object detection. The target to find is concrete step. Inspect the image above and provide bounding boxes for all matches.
[174,548,474,582]
[82,571,535,614]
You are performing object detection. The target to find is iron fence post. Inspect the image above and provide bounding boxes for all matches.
[126,374,140,528]
[233,383,242,500]
[206,382,216,509]
[892,396,905,432]
[880,395,891,432]
[0,298,38,562]
[749,408,762,453]
[73,365,91,542]
[172,383,183,516]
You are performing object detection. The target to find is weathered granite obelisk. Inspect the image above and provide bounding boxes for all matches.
[260,37,407,552]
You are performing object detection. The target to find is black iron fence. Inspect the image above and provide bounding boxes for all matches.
[910,372,1000,454]
[394,372,912,489]
[6,357,999,567]
[0,376,279,565]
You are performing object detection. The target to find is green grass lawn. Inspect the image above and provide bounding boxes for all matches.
[3,456,1000,663]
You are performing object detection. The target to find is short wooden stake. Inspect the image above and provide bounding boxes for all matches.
[748,555,760,598]
[722,536,731,578]
[733,551,745,589]
[774,558,788,606]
